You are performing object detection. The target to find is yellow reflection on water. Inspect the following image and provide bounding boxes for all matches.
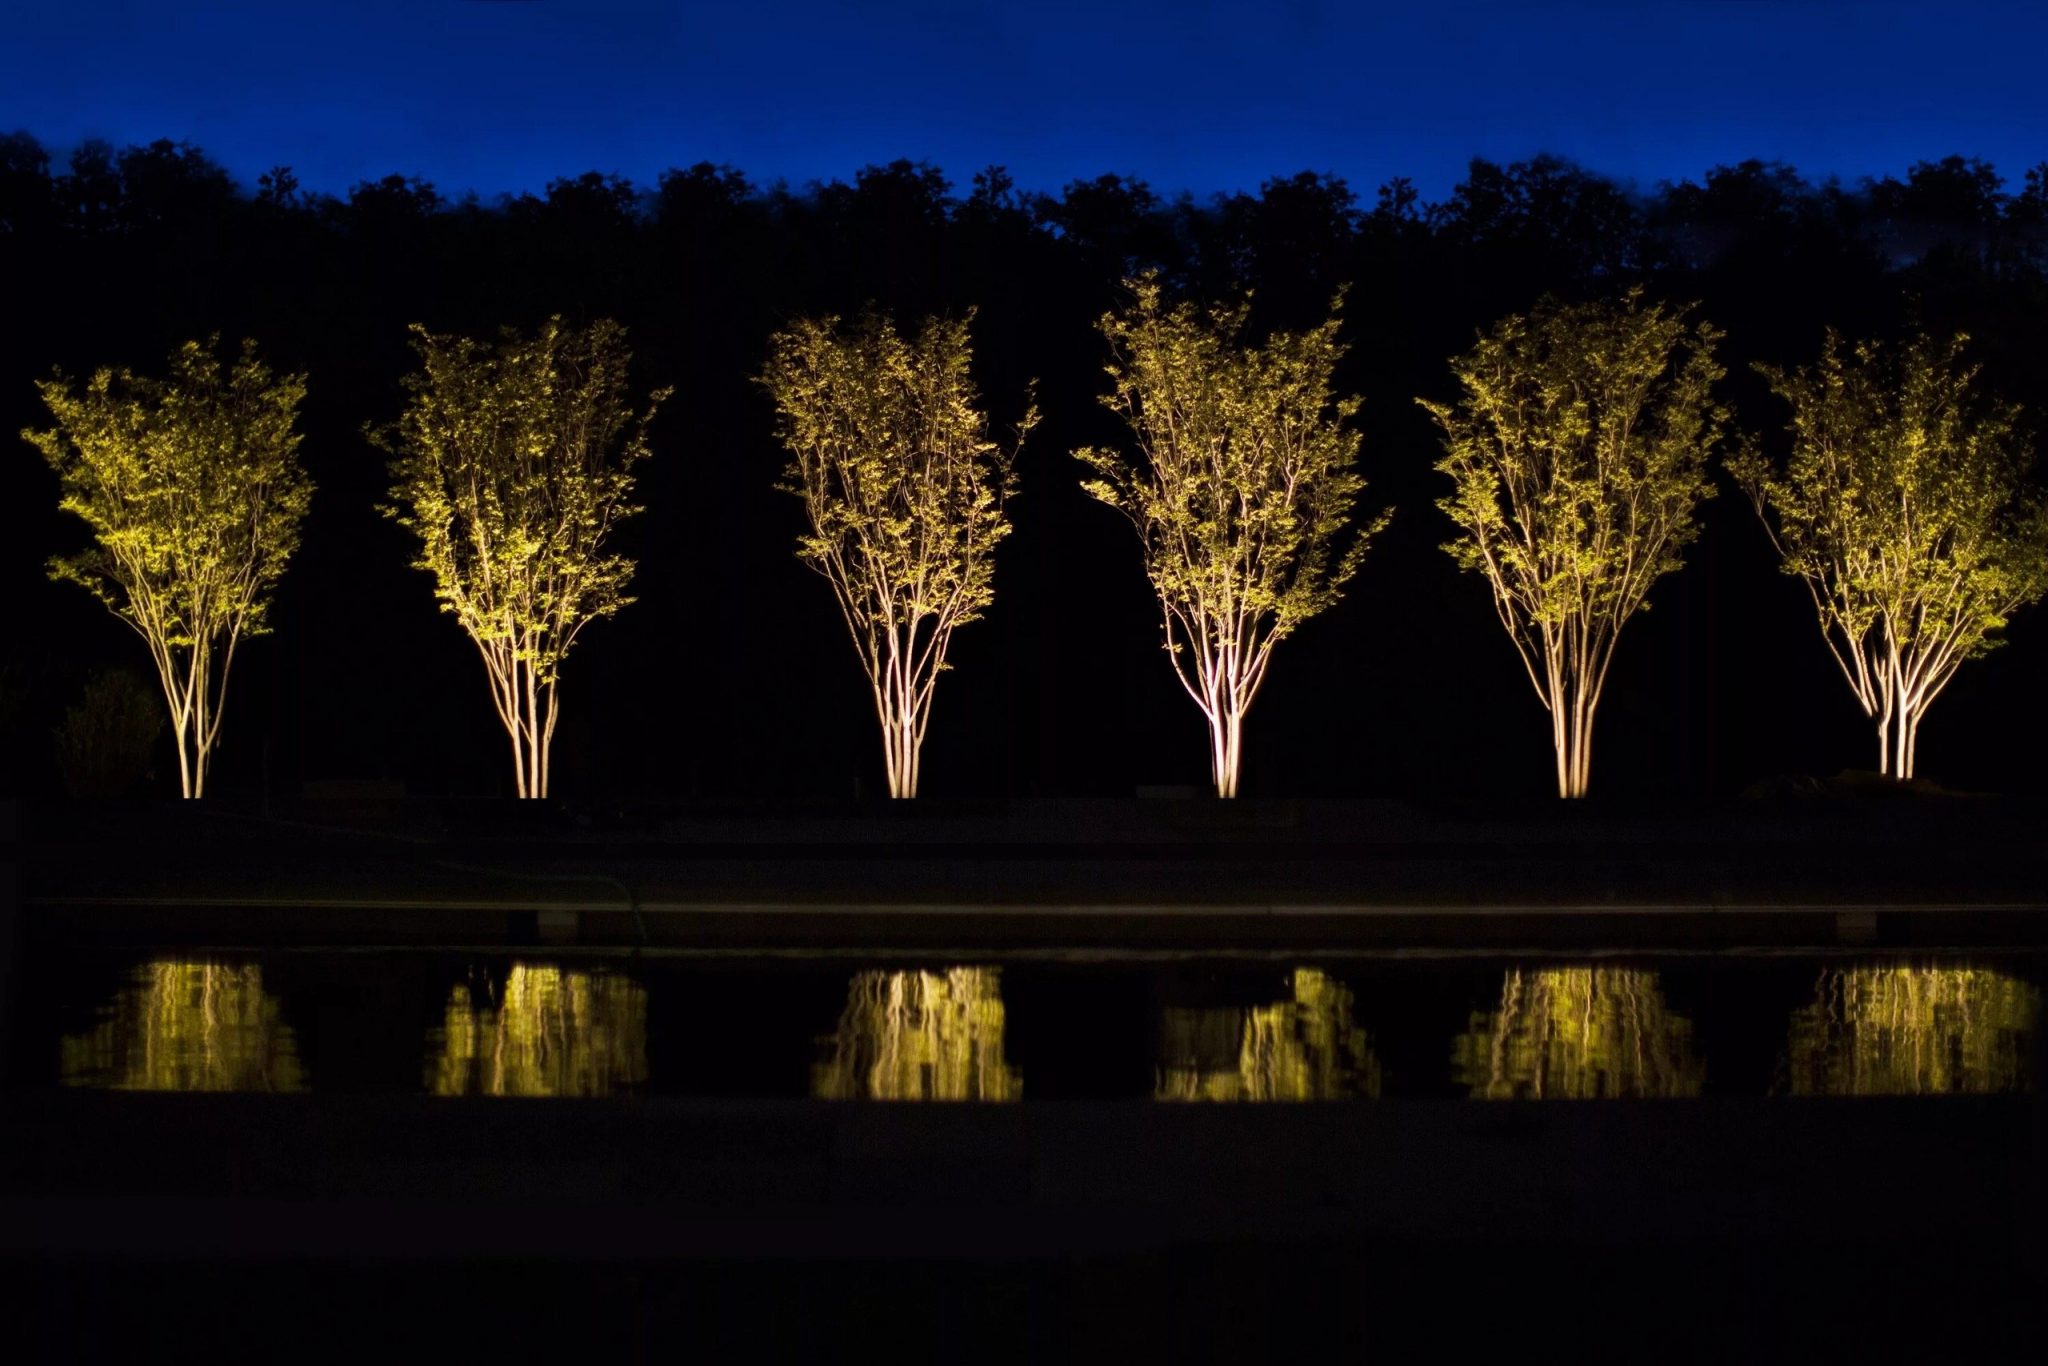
[1786,964,2039,1096]
[813,967,1021,1100]
[428,964,648,1097]
[61,959,306,1092]
[1157,968,1381,1101]
[1454,967,1704,1099]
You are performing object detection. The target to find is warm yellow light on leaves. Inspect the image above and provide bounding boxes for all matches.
[1454,967,1704,1099]
[813,967,1022,1100]
[61,959,306,1093]
[1156,968,1381,1101]
[1786,964,2037,1096]
[428,963,649,1098]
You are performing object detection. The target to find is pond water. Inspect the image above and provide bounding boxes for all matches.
[14,950,2043,1100]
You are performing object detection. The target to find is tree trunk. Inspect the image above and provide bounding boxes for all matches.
[880,717,919,799]
[1550,702,1570,799]
[1208,707,1243,799]
[1893,684,1917,781]
[508,707,530,798]
[1551,692,1595,799]
[495,657,554,799]
[524,657,544,799]
[1572,693,1594,799]
[166,692,211,798]
[1874,681,1919,782]
[878,679,920,799]
[171,713,195,799]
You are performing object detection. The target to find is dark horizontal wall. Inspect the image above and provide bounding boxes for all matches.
[4,142,2047,802]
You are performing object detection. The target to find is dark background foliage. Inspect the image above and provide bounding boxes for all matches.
[5,137,2047,802]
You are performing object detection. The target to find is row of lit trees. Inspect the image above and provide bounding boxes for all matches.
[24,286,2048,799]
[22,321,663,798]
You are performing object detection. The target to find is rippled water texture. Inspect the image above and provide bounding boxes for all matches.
[36,953,2043,1100]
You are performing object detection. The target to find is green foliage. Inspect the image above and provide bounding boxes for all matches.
[377,316,666,689]
[25,338,311,647]
[55,666,164,797]
[761,310,1030,798]
[1079,275,1375,650]
[1426,289,1721,644]
[1423,290,1724,795]
[1076,274,1378,794]
[23,337,311,796]
[765,310,1023,637]
[1734,330,2048,775]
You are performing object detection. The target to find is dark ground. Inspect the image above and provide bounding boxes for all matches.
[0,1093,2041,1361]
[16,790,2048,951]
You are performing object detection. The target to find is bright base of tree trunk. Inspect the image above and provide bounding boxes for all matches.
[1207,708,1245,799]
[1875,703,1924,781]
[876,683,924,799]
[490,656,558,799]
[1550,701,1596,800]
[505,712,554,799]
[169,720,206,799]
[158,679,212,799]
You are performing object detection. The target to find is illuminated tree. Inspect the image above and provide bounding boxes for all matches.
[1078,275,1379,798]
[813,967,1021,1100]
[1157,968,1381,1101]
[1454,967,1704,1099]
[1734,332,2048,779]
[61,959,305,1092]
[762,312,1031,799]
[24,339,312,798]
[378,317,666,799]
[428,963,648,1097]
[1786,964,2037,1095]
[1424,291,1724,798]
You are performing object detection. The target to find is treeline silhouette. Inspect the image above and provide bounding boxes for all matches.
[5,135,2048,803]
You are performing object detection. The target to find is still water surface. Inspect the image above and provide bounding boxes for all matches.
[23,951,2043,1100]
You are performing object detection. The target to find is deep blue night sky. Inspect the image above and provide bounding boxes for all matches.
[5,0,2044,199]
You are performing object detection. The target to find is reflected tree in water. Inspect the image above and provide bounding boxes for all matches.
[61,959,305,1092]
[429,964,648,1097]
[1786,965,2038,1095]
[813,968,1021,1100]
[1157,968,1381,1101]
[1455,967,1704,1099]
